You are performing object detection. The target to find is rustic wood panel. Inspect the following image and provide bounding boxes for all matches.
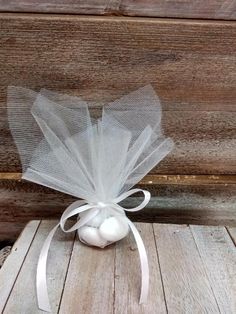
[0,15,236,175]
[191,225,236,313]
[0,1,235,20]
[114,223,167,313]
[2,111,236,174]
[121,1,236,20]
[3,220,74,313]
[0,222,28,242]
[1,173,236,240]
[153,224,220,313]
[59,234,115,313]
[1,221,236,312]
[0,176,235,238]
[2,172,236,186]
[0,221,40,312]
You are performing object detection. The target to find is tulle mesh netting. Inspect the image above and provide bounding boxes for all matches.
[7,85,174,203]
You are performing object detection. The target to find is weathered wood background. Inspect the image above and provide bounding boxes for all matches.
[1,173,236,241]
[0,1,235,20]
[0,12,235,240]
[1,15,236,175]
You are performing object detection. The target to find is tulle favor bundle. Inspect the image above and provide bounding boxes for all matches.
[8,85,173,312]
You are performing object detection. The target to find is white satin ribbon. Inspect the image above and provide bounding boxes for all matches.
[37,188,151,312]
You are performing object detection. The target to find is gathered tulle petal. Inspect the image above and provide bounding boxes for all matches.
[8,85,174,201]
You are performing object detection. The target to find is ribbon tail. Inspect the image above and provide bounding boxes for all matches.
[36,223,59,312]
[127,219,149,304]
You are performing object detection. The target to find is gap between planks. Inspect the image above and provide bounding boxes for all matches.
[1,173,236,185]
[1,13,236,25]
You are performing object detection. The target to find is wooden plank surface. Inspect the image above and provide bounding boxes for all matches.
[0,221,40,312]
[59,233,115,313]
[114,223,167,313]
[191,225,236,313]
[0,1,235,20]
[121,0,236,20]
[0,14,236,175]
[153,224,220,313]
[1,222,236,312]
[3,220,74,314]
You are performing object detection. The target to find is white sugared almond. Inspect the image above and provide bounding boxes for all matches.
[78,226,108,248]
[98,216,129,242]
[79,210,104,228]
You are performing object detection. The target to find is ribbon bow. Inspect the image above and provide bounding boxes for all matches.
[37,188,151,312]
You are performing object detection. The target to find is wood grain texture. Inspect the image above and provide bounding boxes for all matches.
[0,14,236,175]
[3,220,74,314]
[114,223,167,313]
[0,221,40,312]
[153,224,220,313]
[0,1,235,20]
[59,234,115,314]
[1,221,236,312]
[191,225,236,313]
[2,173,236,185]
[1,178,236,226]
[0,221,28,242]
[121,0,236,20]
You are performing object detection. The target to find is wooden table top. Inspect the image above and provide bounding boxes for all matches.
[0,220,235,313]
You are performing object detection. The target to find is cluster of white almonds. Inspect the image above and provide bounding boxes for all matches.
[78,208,130,248]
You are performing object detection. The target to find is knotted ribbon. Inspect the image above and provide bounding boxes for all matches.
[37,188,151,312]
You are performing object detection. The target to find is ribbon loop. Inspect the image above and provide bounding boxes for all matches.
[113,188,151,212]
[37,189,151,312]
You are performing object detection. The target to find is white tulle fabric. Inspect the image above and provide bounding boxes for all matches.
[8,85,173,245]
[8,85,173,311]
[8,85,172,196]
